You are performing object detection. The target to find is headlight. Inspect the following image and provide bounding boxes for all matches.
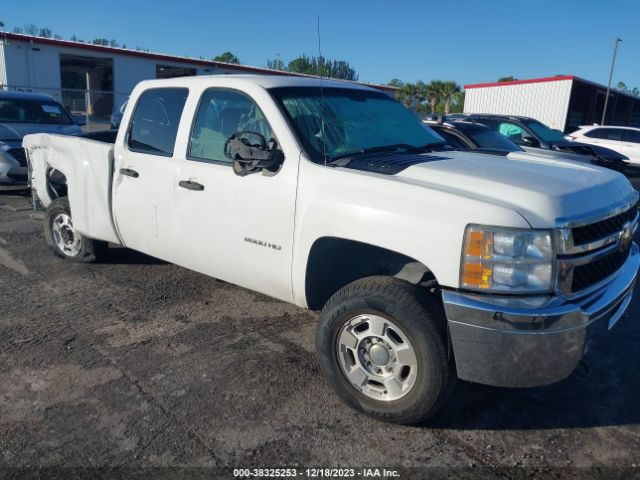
[460,225,554,293]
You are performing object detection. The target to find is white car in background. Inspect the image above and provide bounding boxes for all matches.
[569,125,640,166]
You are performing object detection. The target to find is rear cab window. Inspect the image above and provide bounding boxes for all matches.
[128,88,189,156]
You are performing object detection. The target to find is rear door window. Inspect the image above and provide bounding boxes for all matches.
[605,128,624,141]
[623,130,640,143]
[585,128,623,140]
[128,88,188,156]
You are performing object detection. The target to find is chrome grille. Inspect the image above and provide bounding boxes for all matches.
[572,202,638,245]
[571,244,631,292]
[557,198,638,296]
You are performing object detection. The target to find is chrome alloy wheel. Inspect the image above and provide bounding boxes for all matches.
[337,314,418,401]
[51,213,81,257]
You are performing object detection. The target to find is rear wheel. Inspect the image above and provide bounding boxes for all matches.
[316,276,455,425]
[44,197,106,262]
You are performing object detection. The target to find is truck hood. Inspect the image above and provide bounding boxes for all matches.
[1,123,82,144]
[393,150,634,228]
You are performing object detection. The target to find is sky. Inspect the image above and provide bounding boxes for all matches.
[2,0,639,88]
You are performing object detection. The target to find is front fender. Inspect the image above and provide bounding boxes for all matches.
[291,160,529,308]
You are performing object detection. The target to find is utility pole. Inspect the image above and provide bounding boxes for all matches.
[601,37,622,125]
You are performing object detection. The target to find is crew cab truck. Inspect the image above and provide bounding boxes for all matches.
[25,75,639,425]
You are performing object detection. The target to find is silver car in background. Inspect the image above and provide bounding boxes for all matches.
[0,91,83,184]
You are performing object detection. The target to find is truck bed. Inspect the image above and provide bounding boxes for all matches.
[23,133,121,244]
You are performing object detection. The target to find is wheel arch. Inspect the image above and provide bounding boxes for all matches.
[304,236,437,311]
[46,167,68,200]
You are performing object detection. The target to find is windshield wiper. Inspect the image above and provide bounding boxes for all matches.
[329,142,447,166]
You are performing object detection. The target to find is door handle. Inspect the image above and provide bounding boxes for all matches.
[179,180,205,191]
[120,168,139,178]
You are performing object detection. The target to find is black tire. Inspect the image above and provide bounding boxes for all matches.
[316,276,456,425]
[44,197,107,262]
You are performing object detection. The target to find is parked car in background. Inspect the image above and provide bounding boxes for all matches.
[0,91,83,185]
[24,75,639,425]
[568,125,640,166]
[424,118,601,165]
[458,114,629,172]
[110,99,128,130]
[425,118,521,153]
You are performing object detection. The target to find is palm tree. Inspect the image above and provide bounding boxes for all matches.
[398,83,419,111]
[450,89,465,113]
[414,81,428,111]
[426,80,444,115]
[441,81,461,115]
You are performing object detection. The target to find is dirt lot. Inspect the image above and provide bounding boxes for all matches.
[1,186,640,479]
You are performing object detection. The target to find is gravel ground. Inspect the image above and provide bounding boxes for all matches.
[1,186,640,479]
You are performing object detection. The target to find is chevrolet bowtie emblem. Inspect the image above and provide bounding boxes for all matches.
[619,222,633,252]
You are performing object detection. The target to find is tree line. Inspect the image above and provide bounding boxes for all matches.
[264,54,359,81]
[388,79,464,115]
[211,52,359,81]
[616,81,639,97]
[6,22,639,100]
[5,23,360,81]
[9,23,148,51]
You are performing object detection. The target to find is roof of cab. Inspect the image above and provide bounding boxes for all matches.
[135,74,378,92]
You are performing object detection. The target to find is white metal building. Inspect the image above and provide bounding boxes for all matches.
[464,75,640,132]
[0,32,394,129]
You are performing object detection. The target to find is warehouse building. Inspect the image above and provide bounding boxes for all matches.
[0,32,394,129]
[464,75,640,133]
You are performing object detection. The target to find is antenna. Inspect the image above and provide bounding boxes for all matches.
[317,16,328,166]
[0,19,8,47]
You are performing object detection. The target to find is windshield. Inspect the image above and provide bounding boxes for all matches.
[0,97,73,125]
[464,125,522,152]
[523,120,566,143]
[269,87,444,163]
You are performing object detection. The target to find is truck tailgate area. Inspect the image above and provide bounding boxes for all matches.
[23,133,120,244]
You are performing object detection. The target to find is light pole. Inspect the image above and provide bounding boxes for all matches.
[601,37,622,125]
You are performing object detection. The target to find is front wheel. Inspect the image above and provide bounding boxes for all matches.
[316,276,455,425]
[44,197,106,262]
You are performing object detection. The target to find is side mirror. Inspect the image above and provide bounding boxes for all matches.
[224,131,284,176]
[74,115,87,126]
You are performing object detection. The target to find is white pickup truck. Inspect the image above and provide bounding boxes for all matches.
[25,75,639,425]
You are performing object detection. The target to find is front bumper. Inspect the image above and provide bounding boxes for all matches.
[442,242,639,388]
